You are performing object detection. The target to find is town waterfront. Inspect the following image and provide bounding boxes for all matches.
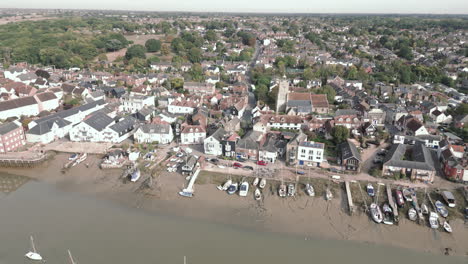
[0,172,467,264]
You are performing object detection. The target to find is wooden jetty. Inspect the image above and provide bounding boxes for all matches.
[345,181,355,215]
[0,154,47,168]
[411,190,425,225]
[386,184,399,223]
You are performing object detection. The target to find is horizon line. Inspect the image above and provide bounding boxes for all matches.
[1,7,468,16]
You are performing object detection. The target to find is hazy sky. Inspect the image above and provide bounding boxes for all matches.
[4,0,468,14]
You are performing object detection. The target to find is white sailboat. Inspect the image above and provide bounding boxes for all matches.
[254,188,262,200]
[25,236,43,261]
[259,178,266,189]
[253,177,259,187]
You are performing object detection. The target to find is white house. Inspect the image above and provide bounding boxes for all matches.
[4,67,27,80]
[0,96,39,119]
[297,141,325,166]
[204,127,226,156]
[100,116,138,143]
[34,92,59,112]
[168,99,197,114]
[181,125,206,145]
[134,123,174,144]
[69,112,115,142]
[26,117,72,144]
[120,94,155,113]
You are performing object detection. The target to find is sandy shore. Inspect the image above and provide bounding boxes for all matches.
[1,153,467,257]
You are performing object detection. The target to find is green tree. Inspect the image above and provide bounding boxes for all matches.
[188,47,202,63]
[316,85,336,103]
[125,45,146,60]
[145,39,162,52]
[205,30,217,42]
[331,126,349,144]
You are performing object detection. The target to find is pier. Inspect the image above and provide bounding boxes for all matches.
[345,180,355,215]
[179,168,201,197]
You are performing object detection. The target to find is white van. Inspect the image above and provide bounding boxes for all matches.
[442,191,456,208]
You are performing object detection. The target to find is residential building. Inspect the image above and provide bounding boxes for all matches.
[297,141,325,166]
[134,123,174,144]
[0,121,26,153]
[204,127,227,156]
[180,125,206,145]
[120,94,155,113]
[338,140,362,172]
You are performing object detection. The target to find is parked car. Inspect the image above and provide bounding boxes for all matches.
[176,152,184,157]
[233,162,243,168]
[257,160,268,166]
[237,157,247,162]
[243,166,254,170]
[296,171,305,175]
[210,158,219,164]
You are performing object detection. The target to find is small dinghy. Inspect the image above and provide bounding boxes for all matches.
[287,183,296,197]
[382,203,394,225]
[305,183,315,197]
[219,179,232,191]
[227,182,238,195]
[421,203,429,215]
[130,169,141,182]
[370,203,383,224]
[259,178,266,189]
[239,180,249,197]
[367,183,375,197]
[254,188,262,201]
[408,207,417,221]
[253,177,259,187]
[435,200,449,218]
[278,184,286,197]
[429,212,439,229]
[403,188,413,202]
[395,189,405,207]
[443,221,452,233]
[325,187,333,201]
[25,236,42,261]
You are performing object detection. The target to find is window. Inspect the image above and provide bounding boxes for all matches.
[308,156,313,160]
[301,149,306,153]
[308,150,313,155]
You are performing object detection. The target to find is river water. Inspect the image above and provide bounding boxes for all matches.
[0,173,466,264]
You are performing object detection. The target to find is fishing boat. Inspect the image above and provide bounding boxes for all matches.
[69,153,78,161]
[435,200,449,218]
[370,203,383,224]
[227,182,238,195]
[325,187,333,201]
[218,179,232,191]
[382,203,394,225]
[402,188,413,202]
[253,177,259,187]
[239,181,249,197]
[429,212,439,229]
[278,184,286,197]
[421,203,429,215]
[394,189,405,207]
[443,221,452,233]
[305,183,315,197]
[408,207,417,221]
[72,153,87,167]
[287,183,296,197]
[259,178,266,189]
[25,236,42,261]
[254,188,262,201]
[367,183,375,197]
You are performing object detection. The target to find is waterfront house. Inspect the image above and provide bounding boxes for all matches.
[180,125,206,145]
[204,127,227,156]
[0,121,26,153]
[120,94,156,113]
[285,131,308,165]
[296,141,325,167]
[182,155,200,176]
[382,143,436,183]
[134,123,174,144]
[69,112,115,142]
[338,140,362,172]
[26,116,72,144]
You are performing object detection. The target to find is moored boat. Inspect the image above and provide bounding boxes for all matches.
[305,183,315,197]
[367,183,375,197]
[325,187,333,201]
[421,203,429,215]
[395,189,405,207]
[443,221,452,233]
[25,236,42,261]
[370,203,383,224]
[227,182,238,195]
[287,183,296,197]
[219,179,232,191]
[239,180,249,197]
[429,212,439,229]
[253,177,259,187]
[382,203,394,225]
[278,184,286,197]
[130,169,141,182]
[259,178,266,189]
[254,188,261,201]
[408,207,417,221]
[403,188,413,202]
[435,200,449,218]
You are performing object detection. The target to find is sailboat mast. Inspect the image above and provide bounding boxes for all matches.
[68,250,76,264]
[30,236,37,253]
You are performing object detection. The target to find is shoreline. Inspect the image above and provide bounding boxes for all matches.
[1,153,467,258]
